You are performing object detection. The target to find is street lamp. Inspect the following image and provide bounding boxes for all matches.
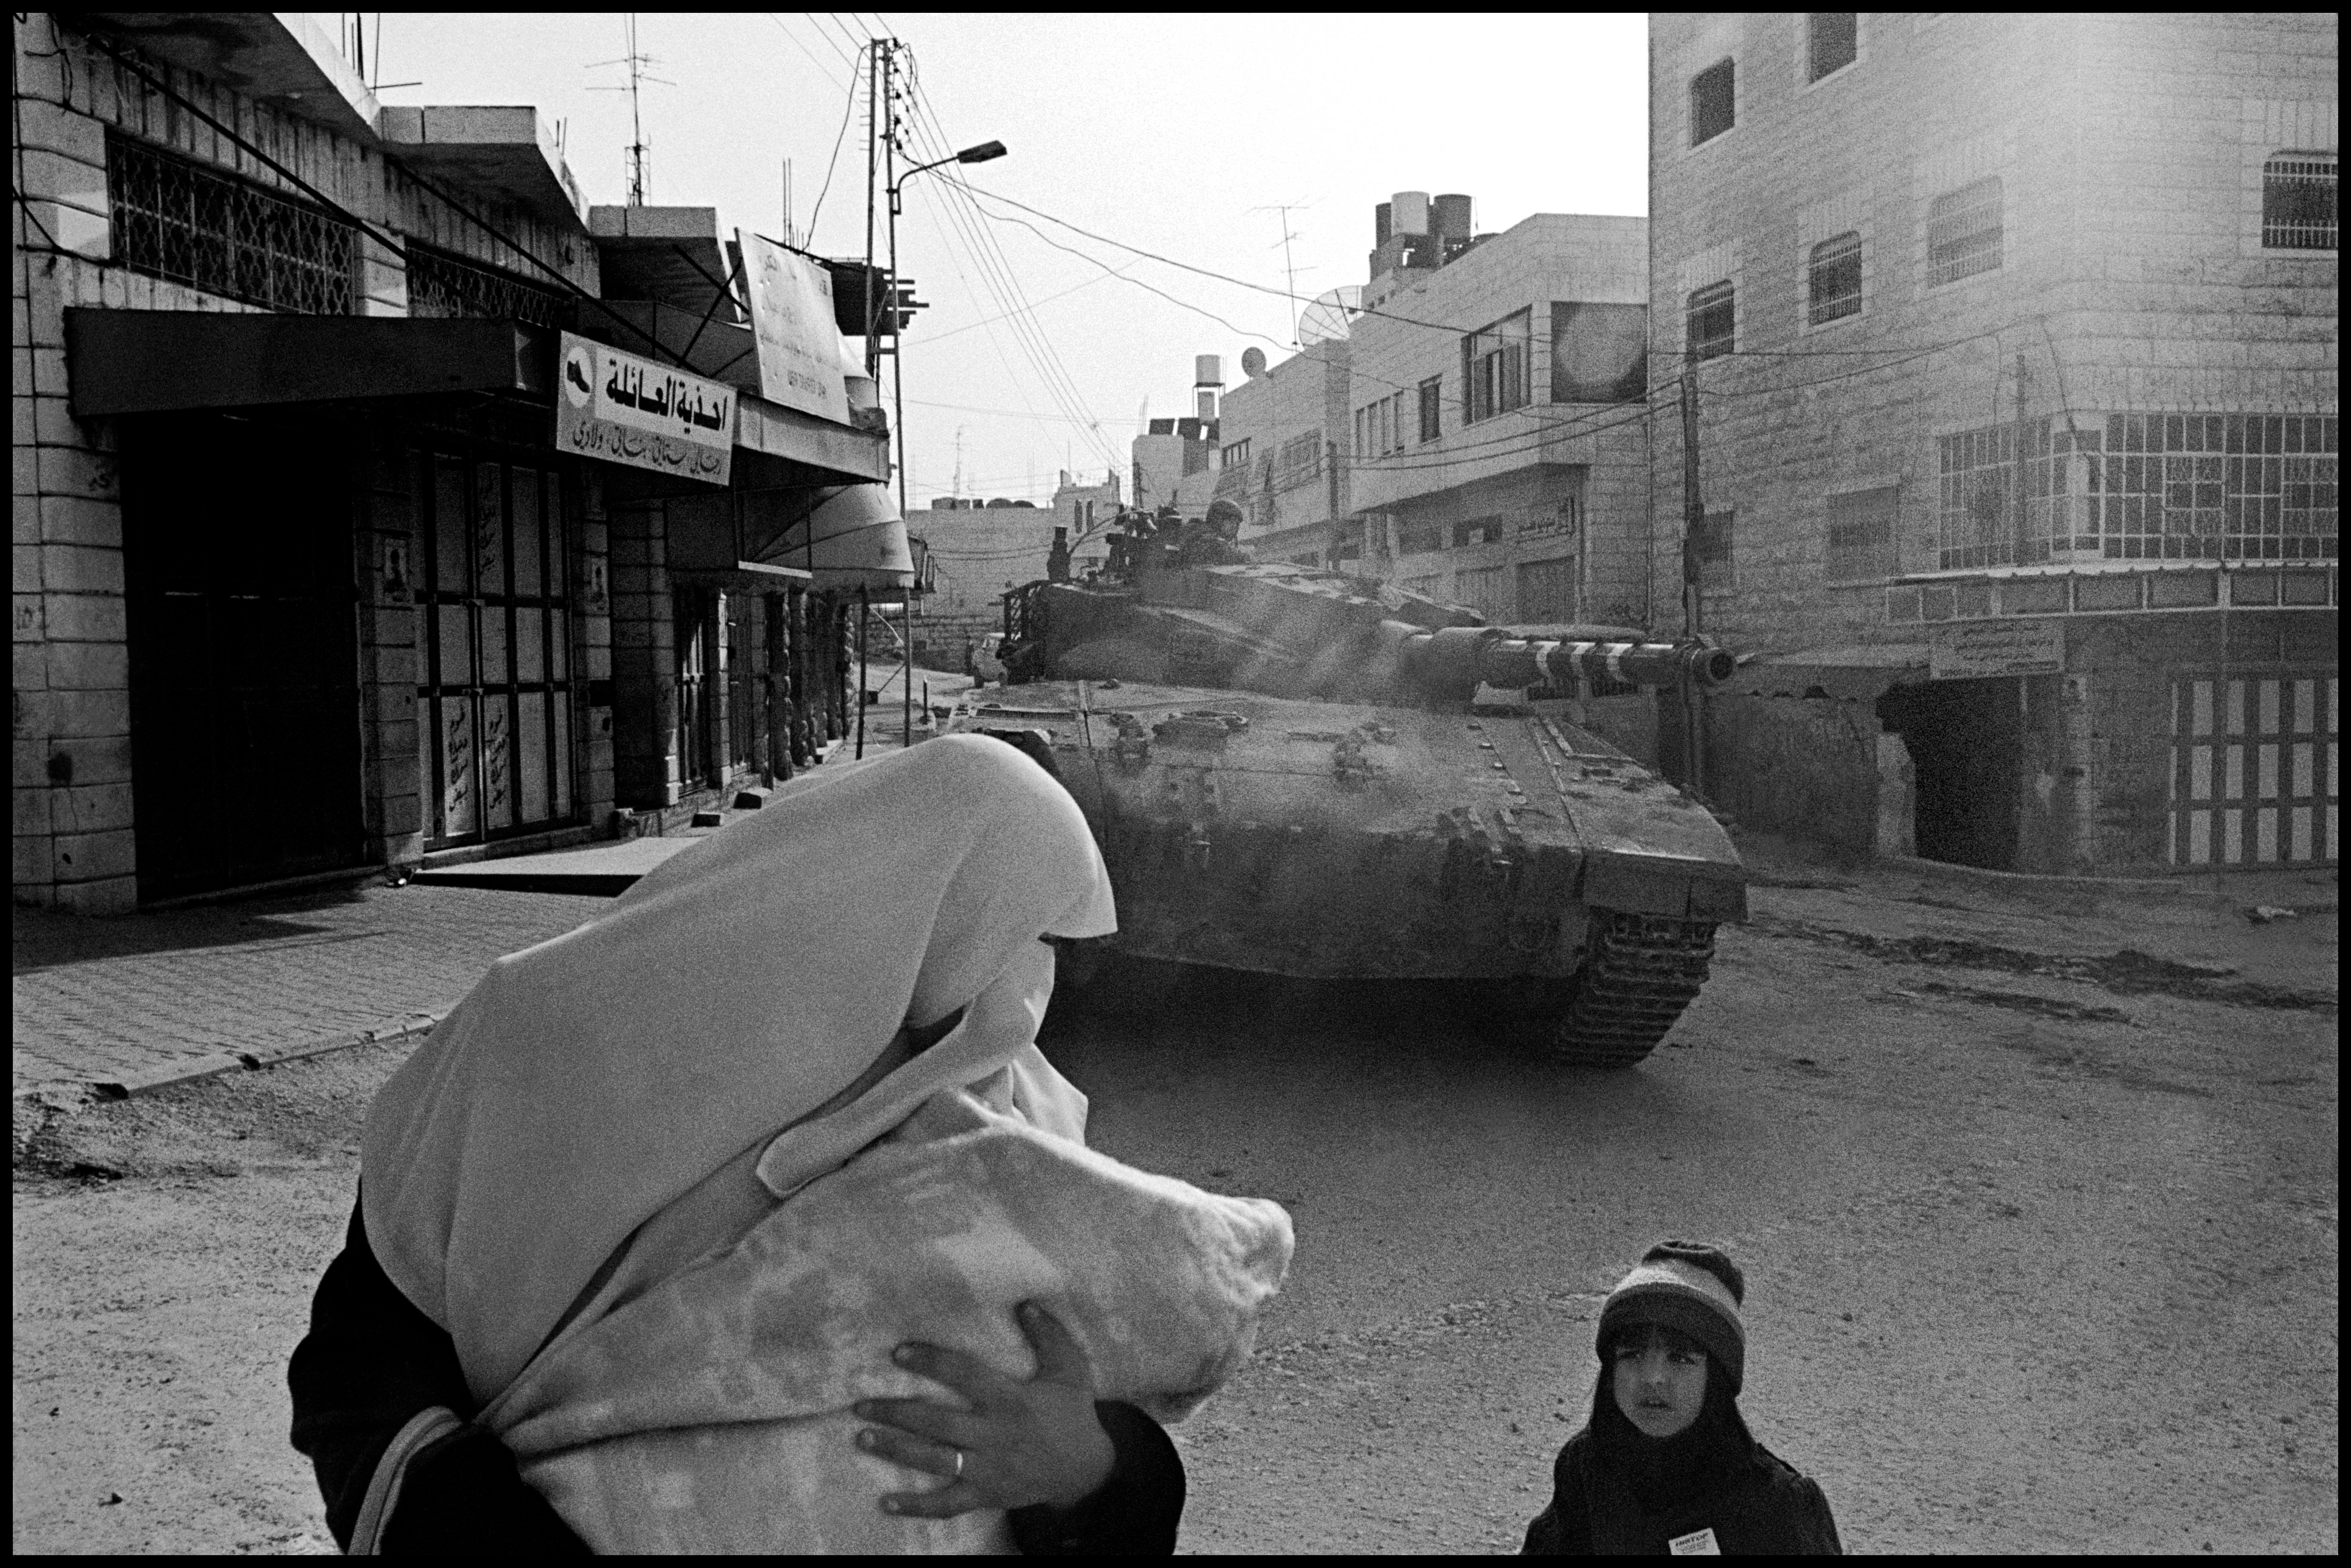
[877,137,1007,516]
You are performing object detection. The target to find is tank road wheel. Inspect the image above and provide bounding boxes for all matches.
[1544,912,1718,1068]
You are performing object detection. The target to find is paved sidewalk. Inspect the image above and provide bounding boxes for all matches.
[12,881,609,1099]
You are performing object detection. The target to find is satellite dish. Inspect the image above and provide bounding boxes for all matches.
[1240,346,1268,378]
[1297,285,1363,346]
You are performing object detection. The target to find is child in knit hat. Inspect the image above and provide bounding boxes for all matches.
[1521,1241,1843,1556]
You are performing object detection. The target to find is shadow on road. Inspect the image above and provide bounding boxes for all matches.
[11,884,377,975]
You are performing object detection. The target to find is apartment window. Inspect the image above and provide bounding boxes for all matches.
[408,244,573,329]
[1276,430,1323,489]
[105,132,357,314]
[1685,281,1735,361]
[1398,523,1447,556]
[1806,232,1863,325]
[1551,302,1648,403]
[1691,59,1736,146]
[1221,439,1251,471]
[1452,517,1506,548]
[1692,508,1735,591]
[2263,152,2338,251]
[1418,376,1443,442]
[1825,484,1899,582]
[1354,406,1369,460]
[1926,176,2004,286]
[1463,308,1532,424]
[1807,14,1857,81]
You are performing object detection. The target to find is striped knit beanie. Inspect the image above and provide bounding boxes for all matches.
[1595,1240,1748,1396]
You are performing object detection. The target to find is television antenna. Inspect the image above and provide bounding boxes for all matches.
[1249,198,1318,346]
[588,15,673,206]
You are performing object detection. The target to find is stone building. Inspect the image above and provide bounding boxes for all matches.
[1215,339,1351,568]
[12,12,895,911]
[1649,12,2337,873]
[1346,198,1653,627]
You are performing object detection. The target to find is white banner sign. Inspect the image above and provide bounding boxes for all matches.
[556,332,733,486]
[737,229,848,424]
[1930,618,2064,679]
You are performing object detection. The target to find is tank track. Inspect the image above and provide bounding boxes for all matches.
[1546,912,1719,1068]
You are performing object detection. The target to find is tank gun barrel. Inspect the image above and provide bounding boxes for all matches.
[1379,622,1736,699]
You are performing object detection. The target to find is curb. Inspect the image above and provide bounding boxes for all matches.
[1876,854,2340,912]
[83,1010,447,1101]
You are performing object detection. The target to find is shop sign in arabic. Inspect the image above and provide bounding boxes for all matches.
[737,229,848,424]
[1930,618,2065,679]
[556,332,733,486]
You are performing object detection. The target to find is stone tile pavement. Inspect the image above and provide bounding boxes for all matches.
[12,881,610,1099]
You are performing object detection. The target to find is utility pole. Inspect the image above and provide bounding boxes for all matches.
[1677,368,1708,801]
[1679,370,1705,640]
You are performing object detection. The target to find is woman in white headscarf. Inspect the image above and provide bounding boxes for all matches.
[290,735,1291,1554]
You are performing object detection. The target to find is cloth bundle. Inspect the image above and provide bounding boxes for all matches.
[481,1085,1292,1554]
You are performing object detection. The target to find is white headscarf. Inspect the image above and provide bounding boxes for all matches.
[360,735,1117,1397]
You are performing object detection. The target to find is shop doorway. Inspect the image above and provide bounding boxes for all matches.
[1876,676,2022,870]
[121,413,366,902]
[417,451,576,848]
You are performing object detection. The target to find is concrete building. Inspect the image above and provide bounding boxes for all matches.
[1051,467,1120,574]
[12,12,895,911]
[1129,355,1225,522]
[1650,12,2338,873]
[1346,197,1653,626]
[1214,340,1352,568]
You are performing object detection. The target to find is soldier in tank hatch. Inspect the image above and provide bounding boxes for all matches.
[1521,1241,1842,1555]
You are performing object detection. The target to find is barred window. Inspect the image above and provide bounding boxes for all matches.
[1685,281,1735,361]
[1220,439,1251,471]
[1691,59,1736,145]
[1936,413,2338,569]
[407,244,573,328]
[106,132,356,314]
[1418,376,1443,443]
[1825,484,1898,582]
[1274,430,1323,490]
[1807,14,1858,81]
[1807,232,1862,324]
[1926,176,2003,286]
[1463,309,1531,423]
[2262,152,2337,251]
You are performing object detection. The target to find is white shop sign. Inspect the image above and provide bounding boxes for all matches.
[556,332,734,486]
[1930,618,2065,679]
[737,229,848,424]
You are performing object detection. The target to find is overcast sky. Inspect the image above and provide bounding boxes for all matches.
[332,12,1649,505]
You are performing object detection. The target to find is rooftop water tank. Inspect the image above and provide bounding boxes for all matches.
[1433,193,1473,242]
[1390,191,1430,236]
[1194,354,1224,387]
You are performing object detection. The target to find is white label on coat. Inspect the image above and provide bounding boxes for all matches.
[1669,1526,1723,1555]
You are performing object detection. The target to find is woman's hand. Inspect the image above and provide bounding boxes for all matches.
[853,1299,1115,1518]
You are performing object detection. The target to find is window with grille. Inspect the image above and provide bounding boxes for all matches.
[1221,439,1251,471]
[1398,523,1447,556]
[1685,281,1735,361]
[1807,232,1862,324]
[1825,484,1899,582]
[407,243,573,328]
[1275,430,1323,489]
[1807,14,1857,81]
[1418,376,1443,443]
[1691,59,1736,145]
[1463,309,1532,424]
[105,132,356,314]
[1926,176,2003,286]
[2170,674,2339,867]
[1692,508,1735,591]
[1936,413,2338,570]
[2262,152,2338,250]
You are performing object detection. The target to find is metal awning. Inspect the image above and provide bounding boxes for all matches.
[64,310,551,416]
[64,309,892,486]
[750,484,915,593]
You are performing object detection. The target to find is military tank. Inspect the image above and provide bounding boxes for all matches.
[937,511,1744,1068]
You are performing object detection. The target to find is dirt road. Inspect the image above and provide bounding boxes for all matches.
[12,854,2336,1553]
